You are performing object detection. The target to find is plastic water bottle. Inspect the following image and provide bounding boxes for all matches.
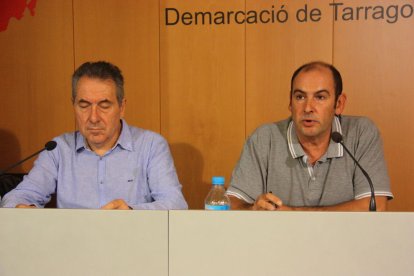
[204,176,230,210]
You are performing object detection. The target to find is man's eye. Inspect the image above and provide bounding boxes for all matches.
[99,103,111,109]
[316,95,326,100]
[295,95,305,100]
[78,103,90,108]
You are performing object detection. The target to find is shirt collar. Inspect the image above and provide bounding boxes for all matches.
[75,119,133,153]
[287,115,343,160]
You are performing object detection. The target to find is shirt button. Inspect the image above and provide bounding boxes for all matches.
[100,181,103,184]
[311,177,316,181]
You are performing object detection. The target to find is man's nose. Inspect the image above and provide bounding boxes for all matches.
[304,98,314,113]
[89,105,100,123]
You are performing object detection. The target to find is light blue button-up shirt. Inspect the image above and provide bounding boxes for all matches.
[1,120,188,209]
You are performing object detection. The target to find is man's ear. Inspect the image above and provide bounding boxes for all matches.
[120,98,126,118]
[288,95,292,112]
[335,93,347,115]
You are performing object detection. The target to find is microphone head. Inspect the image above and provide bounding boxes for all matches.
[45,141,57,151]
[331,132,343,143]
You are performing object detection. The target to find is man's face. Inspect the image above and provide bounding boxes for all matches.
[289,66,345,142]
[74,76,125,152]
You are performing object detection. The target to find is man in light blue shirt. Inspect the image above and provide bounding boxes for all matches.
[1,61,187,209]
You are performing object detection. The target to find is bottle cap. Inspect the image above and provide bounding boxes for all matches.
[212,176,225,185]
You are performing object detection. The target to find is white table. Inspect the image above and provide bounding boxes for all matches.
[1,209,413,276]
[0,209,168,276]
[169,211,414,276]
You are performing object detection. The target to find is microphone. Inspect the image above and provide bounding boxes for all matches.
[0,141,57,176]
[331,132,376,211]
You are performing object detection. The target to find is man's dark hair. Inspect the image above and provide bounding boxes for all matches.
[72,61,124,104]
[290,61,343,102]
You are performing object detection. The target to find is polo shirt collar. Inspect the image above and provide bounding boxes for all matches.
[287,116,343,160]
[75,119,133,152]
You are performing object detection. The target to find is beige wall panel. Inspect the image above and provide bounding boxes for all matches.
[73,0,160,132]
[0,1,74,172]
[246,1,333,135]
[333,1,414,211]
[160,0,245,209]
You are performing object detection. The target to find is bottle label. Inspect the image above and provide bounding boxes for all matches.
[205,204,230,210]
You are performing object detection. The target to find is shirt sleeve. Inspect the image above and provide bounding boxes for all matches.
[130,134,188,210]
[226,127,271,204]
[0,146,58,208]
[349,118,393,200]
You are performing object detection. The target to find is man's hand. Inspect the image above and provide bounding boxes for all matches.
[252,192,284,211]
[15,204,37,208]
[230,194,388,211]
[101,199,132,210]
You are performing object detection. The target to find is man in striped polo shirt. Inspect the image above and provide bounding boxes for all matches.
[227,61,393,211]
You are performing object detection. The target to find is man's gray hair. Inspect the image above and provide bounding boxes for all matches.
[72,61,124,104]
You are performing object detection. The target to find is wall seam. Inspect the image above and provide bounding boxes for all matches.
[159,0,162,135]
[72,0,76,131]
[331,0,335,65]
[244,0,247,139]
